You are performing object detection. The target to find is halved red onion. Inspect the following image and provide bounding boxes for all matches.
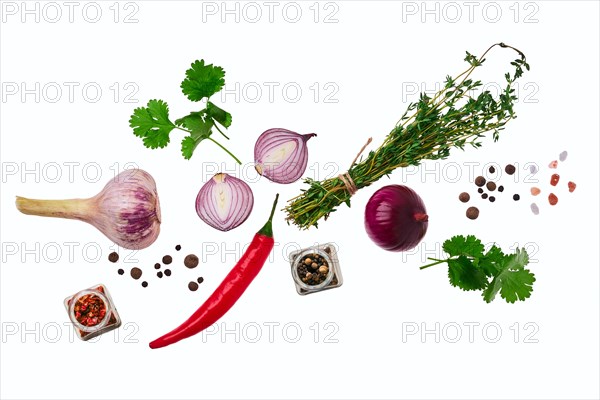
[195,173,254,231]
[254,128,316,184]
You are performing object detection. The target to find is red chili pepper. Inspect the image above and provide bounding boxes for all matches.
[149,194,279,349]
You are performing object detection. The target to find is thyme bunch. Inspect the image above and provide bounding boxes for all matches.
[285,43,529,229]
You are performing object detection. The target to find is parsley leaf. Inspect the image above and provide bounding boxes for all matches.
[421,235,537,304]
[181,60,225,102]
[129,99,176,149]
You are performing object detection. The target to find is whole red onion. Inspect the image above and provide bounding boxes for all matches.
[364,185,428,252]
[254,128,316,184]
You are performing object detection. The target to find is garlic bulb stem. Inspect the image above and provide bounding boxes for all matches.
[15,197,92,221]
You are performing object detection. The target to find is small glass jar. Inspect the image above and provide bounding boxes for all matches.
[64,284,121,341]
[290,243,343,295]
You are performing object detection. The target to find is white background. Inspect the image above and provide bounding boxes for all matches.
[1,1,599,399]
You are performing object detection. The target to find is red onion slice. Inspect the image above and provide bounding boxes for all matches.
[195,173,254,231]
[254,128,316,184]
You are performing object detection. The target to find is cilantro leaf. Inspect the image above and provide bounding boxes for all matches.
[130,59,241,164]
[482,248,535,303]
[129,99,176,149]
[175,111,207,132]
[443,235,484,258]
[181,60,225,102]
[448,256,488,291]
[206,102,232,128]
[177,113,213,160]
[479,245,505,276]
[421,236,537,304]
[181,136,201,160]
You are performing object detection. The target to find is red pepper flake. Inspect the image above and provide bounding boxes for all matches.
[548,193,558,206]
[550,174,560,186]
[568,181,576,192]
[530,187,541,196]
[548,160,558,169]
[73,294,106,327]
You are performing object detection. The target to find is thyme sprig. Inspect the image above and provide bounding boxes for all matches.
[285,43,529,229]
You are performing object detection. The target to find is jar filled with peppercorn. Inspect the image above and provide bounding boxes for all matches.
[64,284,121,341]
[290,243,343,295]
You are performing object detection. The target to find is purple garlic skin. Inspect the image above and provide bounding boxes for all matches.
[16,169,161,250]
[91,169,161,249]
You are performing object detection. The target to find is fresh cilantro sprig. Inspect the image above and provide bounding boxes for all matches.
[129,60,240,163]
[420,235,536,303]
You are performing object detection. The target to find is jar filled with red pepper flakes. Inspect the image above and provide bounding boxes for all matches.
[64,284,121,341]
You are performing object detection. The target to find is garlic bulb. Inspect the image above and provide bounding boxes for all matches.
[16,169,161,250]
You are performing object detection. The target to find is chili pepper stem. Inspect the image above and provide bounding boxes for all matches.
[257,194,279,238]
[15,196,93,222]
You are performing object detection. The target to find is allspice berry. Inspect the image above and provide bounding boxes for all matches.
[130,267,142,280]
[311,262,319,270]
[304,258,312,266]
[318,266,328,274]
[475,176,486,187]
[184,254,199,269]
[466,207,480,220]
[459,192,470,203]
[486,181,496,191]
[505,164,516,175]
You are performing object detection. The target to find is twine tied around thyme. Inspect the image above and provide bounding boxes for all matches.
[337,137,372,196]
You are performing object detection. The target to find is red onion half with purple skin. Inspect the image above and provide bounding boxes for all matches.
[364,185,429,252]
[254,128,316,184]
[196,173,254,231]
